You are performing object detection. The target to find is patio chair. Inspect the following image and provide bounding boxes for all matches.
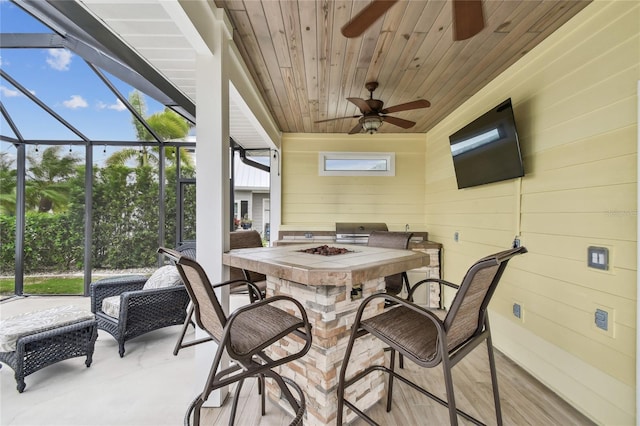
[90,264,190,358]
[366,230,414,368]
[229,230,267,301]
[158,247,312,426]
[173,230,267,355]
[337,246,527,426]
[366,231,413,297]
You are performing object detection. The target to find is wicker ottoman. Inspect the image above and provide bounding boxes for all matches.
[0,305,98,392]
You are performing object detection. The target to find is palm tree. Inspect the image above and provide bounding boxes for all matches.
[0,151,17,215]
[25,146,81,213]
[106,91,192,168]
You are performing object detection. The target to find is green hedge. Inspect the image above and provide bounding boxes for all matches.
[0,215,16,273]
[1,213,82,273]
[0,165,194,274]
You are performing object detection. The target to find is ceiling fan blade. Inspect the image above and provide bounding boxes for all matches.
[381,99,431,114]
[382,115,416,129]
[452,0,485,41]
[341,0,398,38]
[348,123,363,134]
[347,97,373,113]
[315,115,360,124]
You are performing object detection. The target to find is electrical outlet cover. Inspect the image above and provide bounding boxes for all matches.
[512,302,523,321]
[513,303,521,318]
[592,304,615,337]
[595,309,608,331]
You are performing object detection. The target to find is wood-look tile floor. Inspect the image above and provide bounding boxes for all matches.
[200,346,594,425]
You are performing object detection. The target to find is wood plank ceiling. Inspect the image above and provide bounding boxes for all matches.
[214,0,591,135]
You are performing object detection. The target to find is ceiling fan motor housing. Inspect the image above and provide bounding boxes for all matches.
[366,99,384,111]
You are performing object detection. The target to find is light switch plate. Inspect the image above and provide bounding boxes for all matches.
[587,246,608,270]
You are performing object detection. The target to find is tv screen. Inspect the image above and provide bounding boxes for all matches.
[449,98,524,189]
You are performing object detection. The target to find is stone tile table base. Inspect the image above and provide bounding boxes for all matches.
[266,276,386,425]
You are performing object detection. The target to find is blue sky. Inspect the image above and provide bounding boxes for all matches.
[0,0,167,143]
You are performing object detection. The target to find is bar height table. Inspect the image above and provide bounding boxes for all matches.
[223,243,429,425]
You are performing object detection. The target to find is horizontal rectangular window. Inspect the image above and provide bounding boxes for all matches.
[319,152,395,176]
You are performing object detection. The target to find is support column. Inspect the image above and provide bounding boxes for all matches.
[194,9,232,407]
[269,149,281,246]
[636,80,640,426]
[83,144,93,295]
[14,144,25,295]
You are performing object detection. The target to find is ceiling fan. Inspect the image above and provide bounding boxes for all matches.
[341,0,484,41]
[315,82,430,134]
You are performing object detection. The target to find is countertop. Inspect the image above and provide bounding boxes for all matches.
[223,243,429,286]
[274,236,442,250]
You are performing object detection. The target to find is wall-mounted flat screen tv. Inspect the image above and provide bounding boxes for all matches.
[449,98,524,189]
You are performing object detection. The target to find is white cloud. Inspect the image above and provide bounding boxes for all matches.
[97,98,127,112]
[46,49,73,71]
[0,85,21,97]
[0,85,36,98]
[63,95,88,109]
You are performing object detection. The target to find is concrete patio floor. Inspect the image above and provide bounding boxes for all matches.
[0,295,256,426]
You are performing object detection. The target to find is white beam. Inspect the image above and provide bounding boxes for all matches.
[193,9,232,408]
[228,44,281,149]
[159,0,210,55]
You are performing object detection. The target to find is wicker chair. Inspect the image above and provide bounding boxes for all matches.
[173,231,267,355]
[158,247,312,426]
[90,266,191,357]
[366,231,413,297]
[175,241,197,260]
[337,246,527,426]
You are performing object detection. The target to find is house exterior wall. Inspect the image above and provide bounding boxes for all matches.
[280,133,427,231]
[252,192,269,236]
[233,190,269,238]
[423,1,638,424]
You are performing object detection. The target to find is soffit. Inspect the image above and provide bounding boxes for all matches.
[78,0,591,139]
[77,0,271,150]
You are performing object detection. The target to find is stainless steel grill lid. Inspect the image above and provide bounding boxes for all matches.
[335,222,388,243]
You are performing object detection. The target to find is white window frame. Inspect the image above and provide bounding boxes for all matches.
[318,152,395,176]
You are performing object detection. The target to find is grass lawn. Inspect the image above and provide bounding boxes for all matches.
[0,276,84,295]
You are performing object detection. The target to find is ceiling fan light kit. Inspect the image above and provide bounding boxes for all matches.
[362,116,383,134]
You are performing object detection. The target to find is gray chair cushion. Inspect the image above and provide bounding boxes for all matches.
[142,265,183,290]
[0,305,94,352]
[101,295,121,319]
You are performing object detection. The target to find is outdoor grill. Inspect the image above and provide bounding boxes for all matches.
[334,222,388,245]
